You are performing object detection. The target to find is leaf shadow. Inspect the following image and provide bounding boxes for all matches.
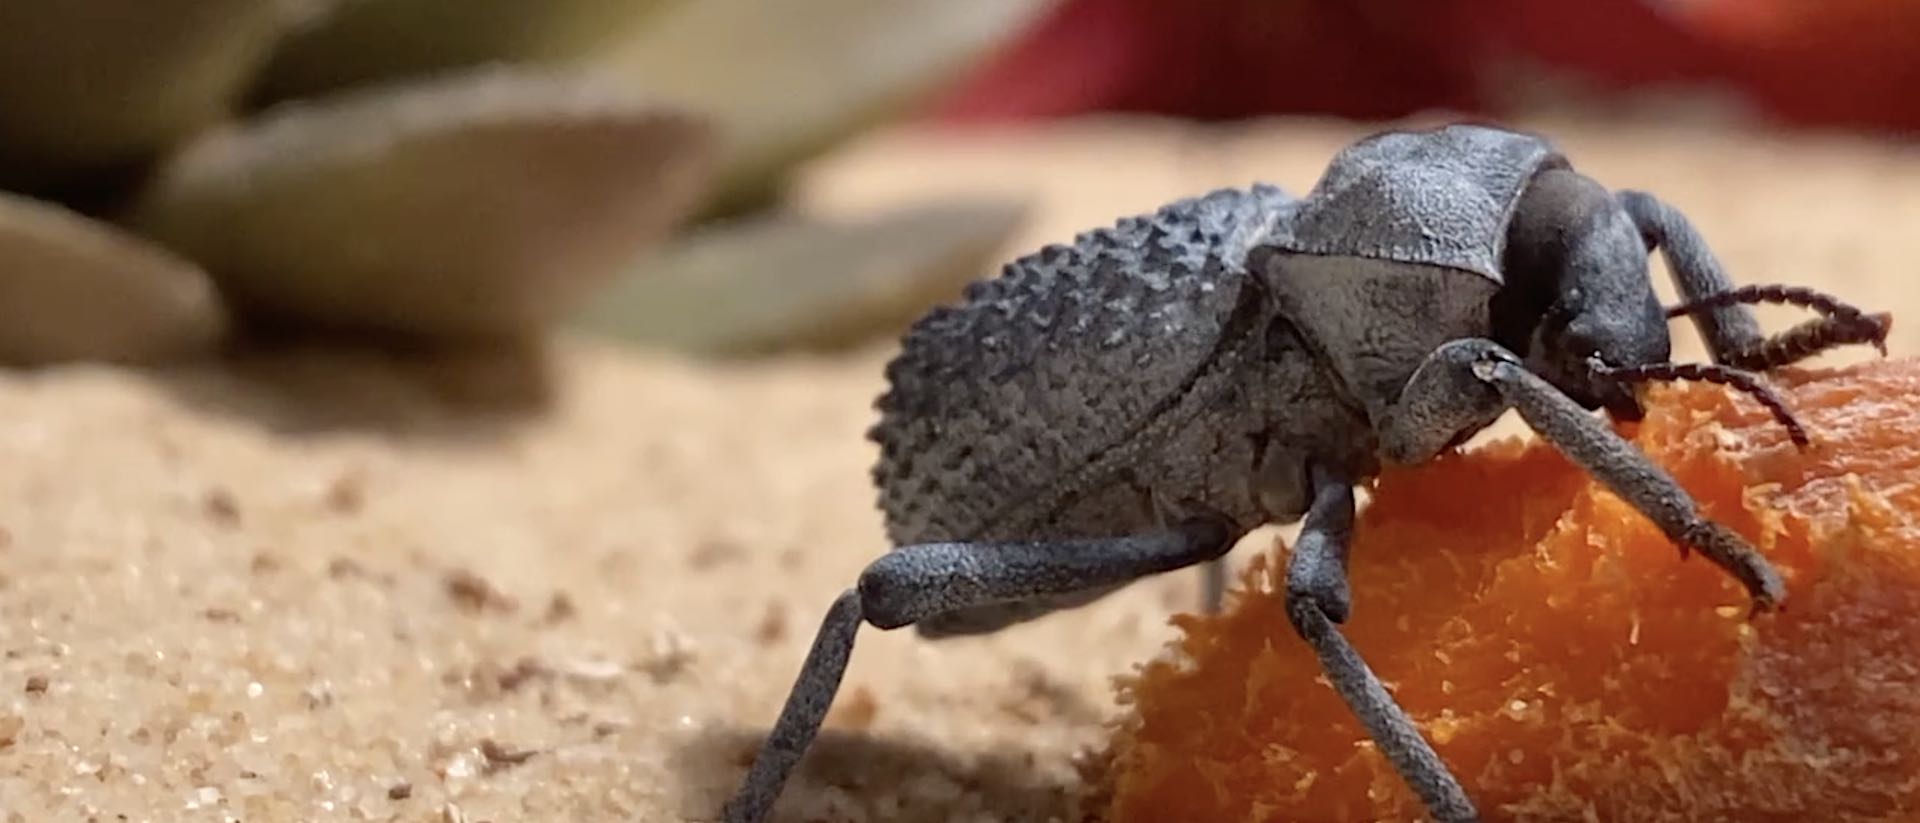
[140,328,556,443]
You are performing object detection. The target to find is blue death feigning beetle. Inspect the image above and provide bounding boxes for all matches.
[719,123,1892,823]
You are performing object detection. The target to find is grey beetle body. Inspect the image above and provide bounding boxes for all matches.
[870,125,1560,635]
[719,123,1891,823]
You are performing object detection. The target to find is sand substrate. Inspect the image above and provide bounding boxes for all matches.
[2,116,1918,822]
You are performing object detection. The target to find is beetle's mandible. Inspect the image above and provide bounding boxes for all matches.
[719,123,1891,823]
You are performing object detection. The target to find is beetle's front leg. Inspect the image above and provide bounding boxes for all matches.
[1380,338,1785,611]
[1618,191,1891,370]
[1378,339,1512,466]
[1617,191,1766,362]
[1474,339,1787,611]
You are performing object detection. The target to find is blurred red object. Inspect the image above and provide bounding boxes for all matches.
[1684,0,1920,132]
[927,0,1920,134]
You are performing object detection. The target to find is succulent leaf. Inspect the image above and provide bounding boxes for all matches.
[0,192,228,364]
[571,199,1027,355]
[128,68,719,338]
[252,0,681,103]
[586,0,1057,215]
[0,0,323,192]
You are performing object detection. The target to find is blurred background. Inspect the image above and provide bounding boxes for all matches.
[3,6,1919,820]
[1,0,1915,376]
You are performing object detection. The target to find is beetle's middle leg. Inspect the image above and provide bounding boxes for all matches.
[721,519,1235,823]
[1284,462,1479,823]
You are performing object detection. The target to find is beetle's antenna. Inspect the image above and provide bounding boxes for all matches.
[1665,284,1875,322]
[1723,311,1893,371]
[1666,284,1892,369]
[1593,360,1810,447]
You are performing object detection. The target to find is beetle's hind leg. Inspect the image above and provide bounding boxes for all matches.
[1201,556,1229,614]
[721,519,1237,823]
[723,590,862,823]
[913,550,1232,636]
[1286,464,1479,823]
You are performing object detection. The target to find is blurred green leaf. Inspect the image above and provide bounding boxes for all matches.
[0,192,228,365]
[570,199,1027,356]
[127,67,719,339]
[586,0,1056,216]
[0,0,323,193]
[253,0,681,103]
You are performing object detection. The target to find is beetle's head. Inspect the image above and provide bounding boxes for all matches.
[1500,170,1839,447]
[1529,261,1672,421]
[1497,170,1671,422]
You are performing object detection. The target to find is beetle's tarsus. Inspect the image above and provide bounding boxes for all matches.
[1681,520,1788,612]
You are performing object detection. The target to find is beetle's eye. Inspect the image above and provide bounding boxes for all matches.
[1563,319,1605,360]
[1542,289,1581,326]
[1537,300,1577,346]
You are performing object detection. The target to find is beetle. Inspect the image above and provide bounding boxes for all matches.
[718,122,1891,823]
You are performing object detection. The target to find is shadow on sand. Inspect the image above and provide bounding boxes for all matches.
[135,326,559,443]
[675,723,1101,823]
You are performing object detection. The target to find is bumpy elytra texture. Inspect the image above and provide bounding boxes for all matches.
[868,184,1297,546]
